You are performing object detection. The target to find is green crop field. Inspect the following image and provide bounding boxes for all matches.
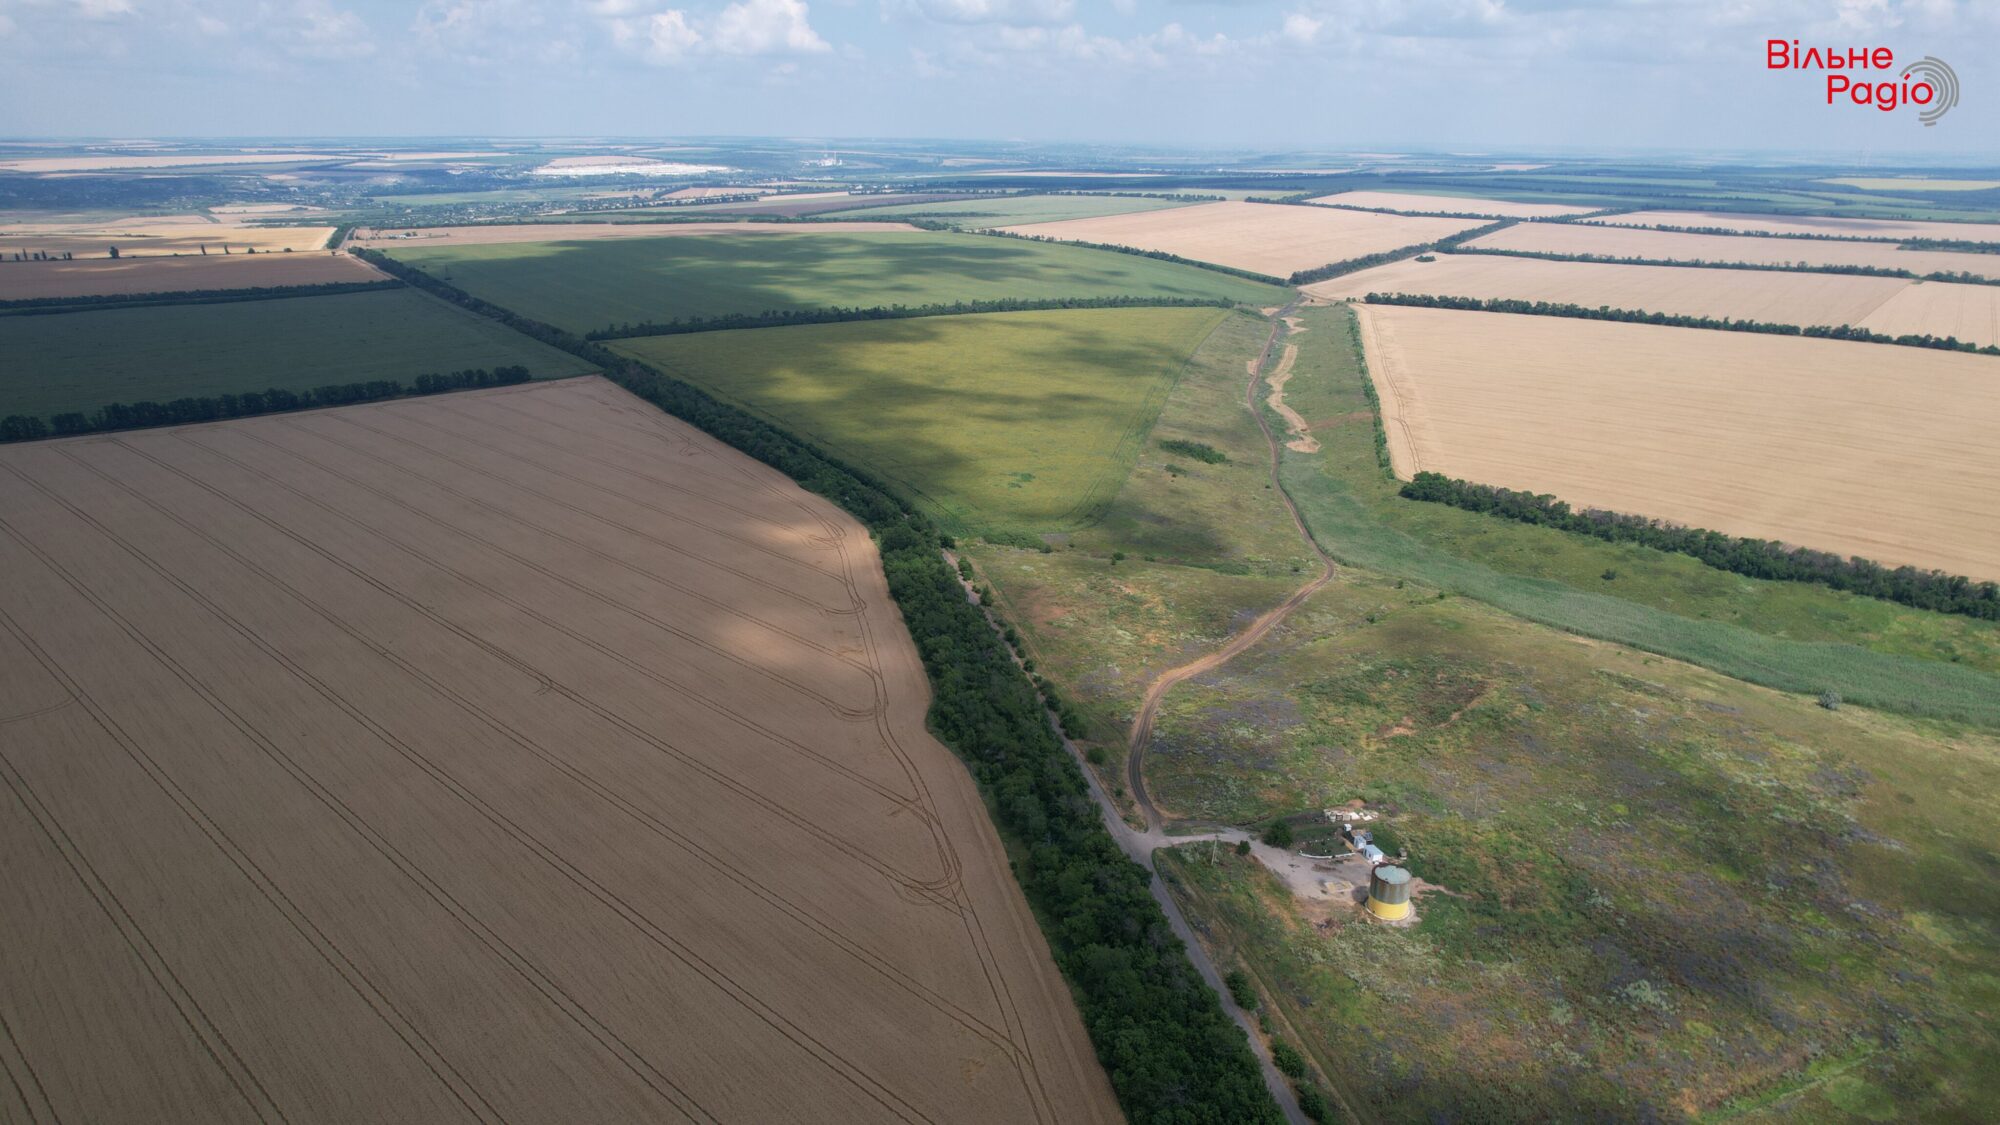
[829,193,1201,228]
[385,230,1285,334]
[1,287,593,420]
[614,306,1233,535]
[1276,303,2000,726]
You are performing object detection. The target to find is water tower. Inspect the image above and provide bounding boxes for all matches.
[1365,865,1412,921]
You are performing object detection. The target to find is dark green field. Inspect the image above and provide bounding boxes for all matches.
[385,230,1286,334]
[1,287,593,419]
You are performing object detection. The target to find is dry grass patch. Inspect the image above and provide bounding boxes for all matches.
[999,200,1484,278]
[1306,253,1912,327]
[0,377,1117,1124]
[0,252,380,300]
[1470,221,2000,280]
[1308,191,1596,219]
[348,220,917,247]
[1594,209,2000,241]
[1356,304,2000,579]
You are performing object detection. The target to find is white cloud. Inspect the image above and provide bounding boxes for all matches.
[711,0,827,53]
[74,0,136,18]
[601,0,830,63]
[1281,11,1320,45]
[899,0,1075,26]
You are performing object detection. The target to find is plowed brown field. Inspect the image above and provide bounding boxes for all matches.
[998,200,1483,277]
[0,252,381,300]
[1465,221,2000,281]
[0,377,1118,1124]
[1355,305,2000,579]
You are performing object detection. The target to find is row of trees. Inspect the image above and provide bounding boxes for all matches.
[1590,219,2000,254]
[1451,244,2000,286]
[355,246,1287,1124]
[1360,291,2000,355]
[1899,237,2000,254]
[0,366,533,444]
[585,295,1234,340]
[1400,471,2000,620]
[1285,220,1512,286]
[0,279,401,316]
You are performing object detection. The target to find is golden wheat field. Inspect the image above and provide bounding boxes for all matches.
[1355,305,2000,578]
[1856,280,2000,346]
[0,216,334,259]
[0,252,381,300]
[347,220,917,248]
[1465,221,2000,281]
[998,200,1483,277]
[1305,252,1917,324]
[1307,190,1597,219]
[1591,210,2000,243]
[0,377,1118,1125]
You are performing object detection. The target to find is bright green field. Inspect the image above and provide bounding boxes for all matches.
[386,230,1285,334]
[830,193,1200,228]
[614,306,1233,534]
[1,288,593,419]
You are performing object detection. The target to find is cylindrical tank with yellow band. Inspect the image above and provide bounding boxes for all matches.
[1366,865,1412,921]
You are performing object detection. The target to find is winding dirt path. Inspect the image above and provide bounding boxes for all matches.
[1126,300,1336,834]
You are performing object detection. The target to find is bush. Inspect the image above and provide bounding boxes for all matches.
[1225,969,1259,1010]
[1263,819,1295,848]
[1819,689,1842,711]
[1270,1040,1307,1080]
[1297,1086,1332,1122]
[1235,839,1251,857]
[1159,438,1227,464]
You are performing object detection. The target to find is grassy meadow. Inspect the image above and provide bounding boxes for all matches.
[386,229,1286,334]
[1,287,592,419]
[614,306,1234,535]
[1150,575,2000,1121]
[1277,303,2000,726]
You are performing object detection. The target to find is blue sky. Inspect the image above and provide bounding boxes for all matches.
[0,0,1992,156]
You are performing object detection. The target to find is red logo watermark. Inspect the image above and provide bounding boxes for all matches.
[1768,42,1960,126]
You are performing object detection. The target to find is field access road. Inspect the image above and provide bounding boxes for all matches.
[1125,299,1336,835]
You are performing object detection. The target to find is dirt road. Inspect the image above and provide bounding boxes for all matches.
[1125,300,1335,834]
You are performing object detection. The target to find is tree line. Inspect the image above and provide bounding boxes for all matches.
[353,246,1287,1124]
[1591,220,2000,254]
[1360,291,2000,355]
[0,279,402,317]
[1899,237,2000,255]
[1452,244,2000,286]
[0,366,534,444]
[1400,471,2000,620]
[1285,220,1513,286]
[584,295,1235,340]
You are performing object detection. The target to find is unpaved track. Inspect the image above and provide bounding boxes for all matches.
[1126,299,1335,834]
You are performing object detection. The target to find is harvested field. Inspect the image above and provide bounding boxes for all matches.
[1355,304,2000,579]
[1305,253,1911,328]
[828,193,1198,228]
[348,221,918,248]
[0,252,380,301]
[998,200,1484,278]
[0,153,324,173]
[657,193,985,218]
[1591,209,2000,243]
[0,377,1119,1125]
[1858,279,2000,346]
[0,217,334,259]
[1307,191,1597,219]
[0,288,592,419]
[388,230,1283,333]
[1821,177,2000,192]
[1467,221,2000,280]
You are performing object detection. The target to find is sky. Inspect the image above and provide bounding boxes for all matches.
[0,0,1994,157]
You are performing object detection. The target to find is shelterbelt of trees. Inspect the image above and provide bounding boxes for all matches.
[354,247,1287,1125]
[1401,471,2000,620]
[1361,291,2000,355]
[584,294,1236,340]
[1452,244,2000,286]
[0,278,401,315]
[0,366,533,443]
[1285,220,1513,285]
